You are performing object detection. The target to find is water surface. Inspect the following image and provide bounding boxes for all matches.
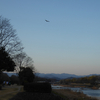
[51,85,100,98]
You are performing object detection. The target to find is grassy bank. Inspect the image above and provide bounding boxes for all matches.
[0,86,65,100]
[0,85,99,100]
[0,85,24,100]
[52,89,98,100]
[53,83,100,89]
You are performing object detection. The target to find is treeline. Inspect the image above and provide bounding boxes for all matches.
[0,72,56,85]
[0,73,20,85]
[59,75,100,85]
[34,76,57,83]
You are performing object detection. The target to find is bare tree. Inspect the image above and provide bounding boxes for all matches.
[13,52,35,73]
[0,16,35,74]
[0,16,23,55]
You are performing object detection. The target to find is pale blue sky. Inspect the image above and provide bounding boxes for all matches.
[0,0,100,75]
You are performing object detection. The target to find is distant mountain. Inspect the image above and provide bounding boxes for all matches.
[35,73,81,80]
[3,72,18,77]
[4,72,100,80]
[35,73,100,80]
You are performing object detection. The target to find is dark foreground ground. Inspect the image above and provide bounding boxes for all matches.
[9,92,65,100]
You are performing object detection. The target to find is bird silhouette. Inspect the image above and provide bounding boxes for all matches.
[45,20,50,22]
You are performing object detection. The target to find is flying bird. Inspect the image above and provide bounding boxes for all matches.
[45,20,50,22]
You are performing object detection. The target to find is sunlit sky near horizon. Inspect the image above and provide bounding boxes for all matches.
[0,0,100,75]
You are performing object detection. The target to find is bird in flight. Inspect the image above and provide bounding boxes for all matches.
[45,20,50,22]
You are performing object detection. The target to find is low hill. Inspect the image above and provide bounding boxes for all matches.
[4,72,99,80]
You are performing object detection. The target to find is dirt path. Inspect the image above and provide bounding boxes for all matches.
[0,85,23,97]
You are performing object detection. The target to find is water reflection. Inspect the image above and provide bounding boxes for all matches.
[51,85,100,97]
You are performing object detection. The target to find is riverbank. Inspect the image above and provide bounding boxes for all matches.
[0,84,99,100]
[0,85,65,100]
[53,83,100,89]
[9,92,66,100]
[7,89,98,100]
[0,85,23,100]
[52,84,100,100]
[52,89,98,100]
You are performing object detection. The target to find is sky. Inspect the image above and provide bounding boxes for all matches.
[0,0,100,75]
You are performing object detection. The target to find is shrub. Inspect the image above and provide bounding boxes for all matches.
[24,82,52,93]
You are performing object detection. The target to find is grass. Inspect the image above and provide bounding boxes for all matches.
[0,88,18,95]
[0,85,99,100]
[0,92,19,100]
[0,86,24,100]
[52,89,98,100]
[52,90,69,100]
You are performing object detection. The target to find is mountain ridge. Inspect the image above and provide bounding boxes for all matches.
[4,72,100,80]
[35,73,100,80]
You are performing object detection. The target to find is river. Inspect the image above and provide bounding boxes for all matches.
[51,85,100,99]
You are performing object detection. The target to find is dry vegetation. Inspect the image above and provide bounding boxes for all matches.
[52,89,98,100]
[0,92,19,100]
[0,85,99,100]
[0,86,65,100]
[0,86,24,100]
[0,88,18,95]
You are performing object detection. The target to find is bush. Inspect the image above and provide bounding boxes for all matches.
[24,82,52,93]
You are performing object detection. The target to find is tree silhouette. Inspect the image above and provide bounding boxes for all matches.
[19,67,35,85]
[10,75,20,85]
[0,47,16,73]
[0,16,23,55]
[13,52,34,73]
